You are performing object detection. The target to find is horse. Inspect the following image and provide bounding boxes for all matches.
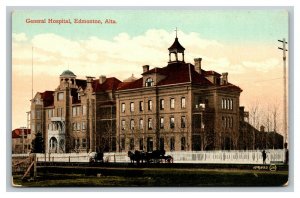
[163,155,174,163]
[128,150,142,164]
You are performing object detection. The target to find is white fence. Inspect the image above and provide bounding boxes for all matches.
[12,149,286,164]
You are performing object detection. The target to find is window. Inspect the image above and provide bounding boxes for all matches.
[221,99,224,109]
[72,107,77,117]
[36,123,41,132]
[121,103,125,113]
[75,139,80,148]
[77,122,81,131]
[57,92,64,101]
[82,139,87,148]
[82,105,87,116]
[160,99,164,110]
[130,102,134,112]
[31,111,35,119]
[31,124,35,133]
[224,99,227,109]
[121,120,126,130]
[145,78,154,87]
[76,106,81,115]
[130,119,135,130]
[148,118,153,130]
[129,138,134,150]
[159,138,164,151]
[160,117,164,129]
[82,122,86,130]
[181,137,186,151]
[48,109,53,118]
[139,101,144,111]
[170,117,175,129]
[170,137,175,151]
[139,119,143,130]
[121,138,125,151]
[227,99,230,110]
[170,98,175,109]
[36,111,41,119]
[147,137,153,152]
[181,97,186,108]
[57,108,63,117]
[148,100,152,111]
[230,99,233,110]
[181,116,186,128]
[139,138,144,150]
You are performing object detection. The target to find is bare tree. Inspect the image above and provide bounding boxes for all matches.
[249,101,260,149]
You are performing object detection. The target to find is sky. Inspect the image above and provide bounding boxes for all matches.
[12,9,289,136]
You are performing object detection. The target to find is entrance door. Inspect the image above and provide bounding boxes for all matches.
[147,137,153,152]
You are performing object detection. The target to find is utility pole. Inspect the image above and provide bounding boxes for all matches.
[278,38,288,148]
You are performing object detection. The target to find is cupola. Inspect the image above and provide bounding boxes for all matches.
[168,28,185,63]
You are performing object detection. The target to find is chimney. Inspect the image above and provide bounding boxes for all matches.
[86,76,94,83]
[221,72,228,85]
[86,76,94,88]
[194,58,202,74]
[99,75,106,84]
[142,65,149,73]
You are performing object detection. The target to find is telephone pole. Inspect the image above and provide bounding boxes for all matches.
[278,38,288,148]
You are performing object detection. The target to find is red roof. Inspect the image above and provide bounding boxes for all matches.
[12,128,31,139]
[204,70,221,77]
[41,91,54,107]
[219,83,242,92]
[118,62,213,90]
[117,62,242,92]
[92,77,122,92]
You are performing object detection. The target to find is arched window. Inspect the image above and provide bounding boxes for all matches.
[145,78,154,87]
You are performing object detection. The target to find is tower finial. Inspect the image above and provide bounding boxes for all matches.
[175,27,178,38]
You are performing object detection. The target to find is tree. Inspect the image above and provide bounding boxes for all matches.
[31,131,45,153]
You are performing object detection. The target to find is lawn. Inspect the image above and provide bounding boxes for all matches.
[12,168,288,187]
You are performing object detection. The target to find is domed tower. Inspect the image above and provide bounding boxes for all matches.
[168,29,185,63]
[59,70,77,88]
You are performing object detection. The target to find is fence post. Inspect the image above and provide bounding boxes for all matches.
[33,154,37,178]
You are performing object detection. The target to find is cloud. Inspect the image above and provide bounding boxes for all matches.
[32,33,84,58]
[242,58,280,72]
[12,32,28,42]
[12,29,284,79]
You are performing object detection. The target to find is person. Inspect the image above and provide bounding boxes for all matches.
[262,150,267,164]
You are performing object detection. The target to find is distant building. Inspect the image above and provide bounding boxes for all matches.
[239,107,283,150]
[12,128,32,154]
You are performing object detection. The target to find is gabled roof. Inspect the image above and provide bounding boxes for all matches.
[117,78,143,90]
[92,77,122,92]
[117,62,242,92]
[204,70,221,77]
[12,128,31,139]
[118,62,212,90]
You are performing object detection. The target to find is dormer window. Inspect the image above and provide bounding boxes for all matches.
[145,78,154,87]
